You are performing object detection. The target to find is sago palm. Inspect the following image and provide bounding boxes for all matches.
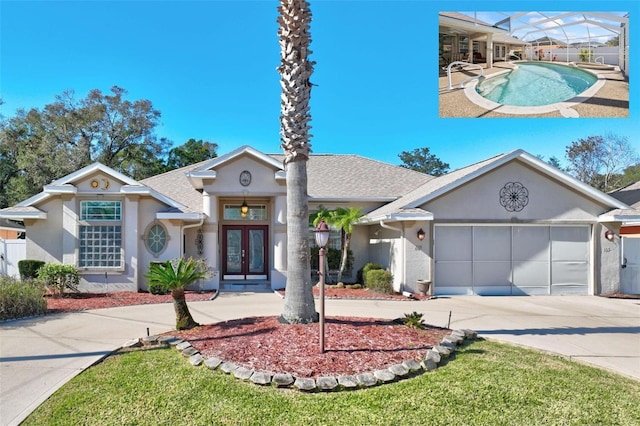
[278,0,317,324]
[145,258,208,330]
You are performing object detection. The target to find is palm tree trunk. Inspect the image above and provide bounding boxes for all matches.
[337,233,351,283]
[171,287,199,330]
[278,0,317,324]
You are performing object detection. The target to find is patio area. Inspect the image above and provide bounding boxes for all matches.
[439,62,629,118]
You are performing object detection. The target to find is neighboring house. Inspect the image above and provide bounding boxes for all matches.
[0,218,24,240]
[609,181,640,294]
[0,146,637,296]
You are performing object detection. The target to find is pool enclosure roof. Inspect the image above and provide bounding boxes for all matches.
[457,12,628,47]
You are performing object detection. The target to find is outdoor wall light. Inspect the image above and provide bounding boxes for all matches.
[417,228,426,241]
[604,229,615,241]
[240,199,249,217]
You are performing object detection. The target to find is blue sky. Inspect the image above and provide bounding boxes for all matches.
[1,0,637,171]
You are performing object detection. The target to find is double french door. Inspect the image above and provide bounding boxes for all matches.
[222,225,268,280]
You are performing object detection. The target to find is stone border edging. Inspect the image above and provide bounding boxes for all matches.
[123,329,478,392]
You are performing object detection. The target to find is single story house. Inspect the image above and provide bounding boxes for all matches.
[1,145,637,296]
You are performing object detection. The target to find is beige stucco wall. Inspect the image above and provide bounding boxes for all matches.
[26,197,63,263]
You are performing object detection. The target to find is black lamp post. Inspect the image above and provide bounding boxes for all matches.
[314,219,330,353]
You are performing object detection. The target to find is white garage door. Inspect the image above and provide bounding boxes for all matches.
[621,237,640,294]
[434,225,590,296]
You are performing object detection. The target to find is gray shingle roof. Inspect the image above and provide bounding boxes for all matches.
[609,181,640,209]
[140,160,210,213]
[271,154,433,200]
[142,153,433,213]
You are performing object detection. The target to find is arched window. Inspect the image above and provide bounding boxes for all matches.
[145,223,168,256]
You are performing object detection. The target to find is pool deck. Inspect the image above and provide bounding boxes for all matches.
[439,62,629,118]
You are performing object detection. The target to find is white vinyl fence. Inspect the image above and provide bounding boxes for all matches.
[523,46,620,66]
[0,239,26,278]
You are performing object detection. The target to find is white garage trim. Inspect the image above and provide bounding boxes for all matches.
[434,224,591,296]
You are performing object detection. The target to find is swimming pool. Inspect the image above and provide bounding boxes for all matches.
[475,62,598,107]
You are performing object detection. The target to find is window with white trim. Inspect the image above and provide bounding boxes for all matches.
[79,201,123,268]
[145,223,168,256]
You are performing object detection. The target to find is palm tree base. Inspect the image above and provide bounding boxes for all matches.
[278,312,319,325]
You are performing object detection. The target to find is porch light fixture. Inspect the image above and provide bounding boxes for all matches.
[240,198,249,218]
[417,228,425,241]
[604,229,615,241]
[314,219,330,353]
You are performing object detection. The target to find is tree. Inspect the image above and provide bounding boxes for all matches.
[606,35,619,47]
[145,258,209,330]
[398,147,450,176]
[166,139,218,170]
[0,86,170,207]
[314,207,365,283]
[565,133,638,192]
[278,0,317,324]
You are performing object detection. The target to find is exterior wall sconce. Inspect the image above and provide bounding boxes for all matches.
[417,228,425,241]
[604,229,615,241]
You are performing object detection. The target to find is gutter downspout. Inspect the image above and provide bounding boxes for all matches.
[379,220,405,292]
[181,215,205,256]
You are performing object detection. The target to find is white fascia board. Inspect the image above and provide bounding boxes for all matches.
[309,197,398,203]
[275,170,286,181]
[120,186,188,210]
[367,212,434,223]
[43,184,77,195]
[195,145,284,172]
[0,210,47,220]
[517,151,630,210]
[16,192,51,207]
[598,213,640,223]
[156,212,205,221]
[50,162,139,187]
[184,170,217,190]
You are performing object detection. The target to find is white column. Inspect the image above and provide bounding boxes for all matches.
[62,196,77,265]
[202,191,219,290]
[123,196,139,290]
[272,195,287,289]
[487,33,494,69]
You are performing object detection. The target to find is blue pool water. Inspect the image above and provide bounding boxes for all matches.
[476,62,598,107]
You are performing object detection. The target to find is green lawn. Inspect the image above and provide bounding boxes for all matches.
[24,340,640,426]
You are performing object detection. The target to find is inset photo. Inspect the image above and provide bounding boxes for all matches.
[439,12,629,118]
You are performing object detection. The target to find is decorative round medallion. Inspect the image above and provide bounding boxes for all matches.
[90,179,100,188]
[239,170,252,186]
[499,182,529,212]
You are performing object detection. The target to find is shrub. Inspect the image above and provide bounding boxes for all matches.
[37,263,80,296]
[18,260,45,280]
[365,269,394,294]
[578,49,593,62]
[310,247,353,271]
[0,276,47,320]
[358,262,384,285]
[402,311,425,329]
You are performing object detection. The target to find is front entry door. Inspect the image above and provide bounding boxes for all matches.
[222,225,268,280]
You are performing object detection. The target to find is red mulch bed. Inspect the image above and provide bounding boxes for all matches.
[279,286,431,301]
[600,293,640,299]
[44,290,446,379]
[173,316,449,379]
[46,291,216,313]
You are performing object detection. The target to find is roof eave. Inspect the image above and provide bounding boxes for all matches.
[156,212,205,221]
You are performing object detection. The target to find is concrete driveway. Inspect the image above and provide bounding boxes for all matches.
[1,294,638,426]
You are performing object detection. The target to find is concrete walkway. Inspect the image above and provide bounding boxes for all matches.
[1,294,639,426]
